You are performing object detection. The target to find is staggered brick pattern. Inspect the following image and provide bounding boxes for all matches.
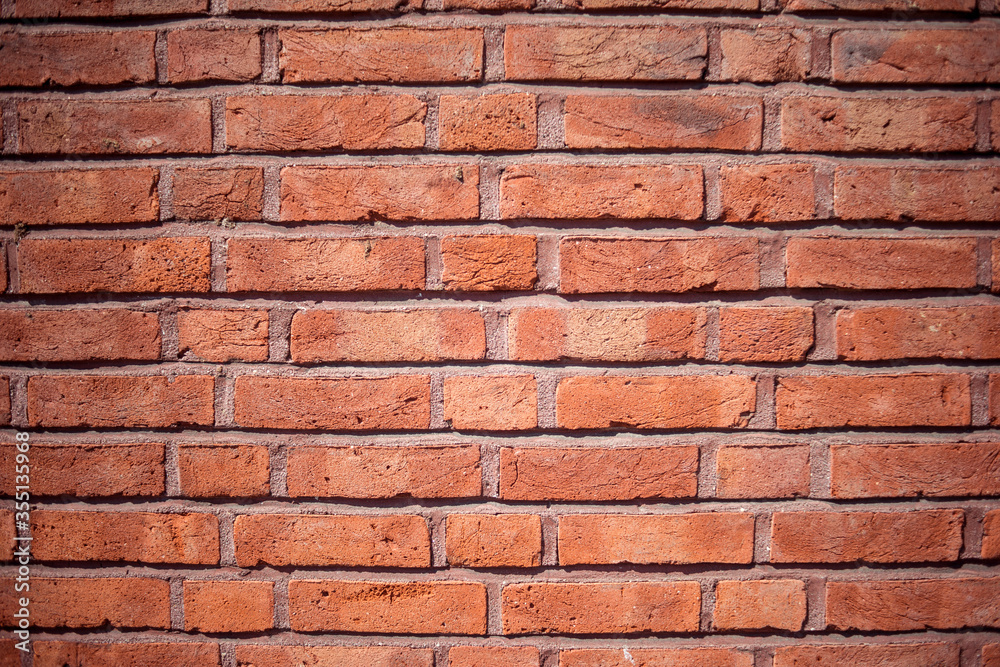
[0,0,999,663]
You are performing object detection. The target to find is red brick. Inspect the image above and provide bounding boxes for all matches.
[720,29,810,82]
[184,580,274,633]
[786,237,977,290]
[995,240,1000,291]
[716,445,810,499]
[235,514,429,567]
[566,95,762,150]
[557,375,756,429]
[226,237,424,292]
[282,164,478,221]
[0,443,165,497]
[450,647,539,667]
[231,0,420,9]
[31,510,219,564]
[776,374,970,429]
[0,510,13,561]
[837,305,1000,360]
[173,167,264,221]
[785,0,971,9]
[832,29,1000,83]
[719,307,814,362]
[19,238,211,294]
[994,103,1000,152]
[0,168,159,225]
[178,445,270,498]
[987,645,1000,667]
[505,26,705,81]
[561,649,753,667]
[444,375,537,430]
[561,237,759,293]
[0,309,160,361]
[826,578,1000,631]
[34,641,220,667]
[719,164,816,222]
[559,513,754,565]
[227,95,425,152]
[771,509,963,563]
[714,580,807,631]
[27,375,215,428]
[447,514,541,568]
[440,93,537,151]
[781,96,976,153]
[0,31,156,87]
[167,28,261,83]
[15,0,208,16]
[994,375,1000,426]
[441,235,537,290]
[280,28,482,83]
[834,166,1000,222]
[19,99,212,155]
[0,377,8,425]
[509,306,708,362]
[289,580,486,634]
[233,646,434,667]
[447,0,532,6]
[984,510,1000,558]
[0,252,6,294]
[287,444,481,499]
[831,442,1000,498]
[773,643,960,667]
[499,445,698,501]
[0,577,169,629]
[178,308,269,362]
[291,307,485,362]
[502,164,703,220]
[234,376,429,430]
[502,582,701,634]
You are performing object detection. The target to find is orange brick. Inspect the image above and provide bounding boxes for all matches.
[444,375,537,430]
[984,510,1000,559]
[441,235,537,290]
[0,309,160,361]
[291,308,485,362]
[167,28,261,83]
[233,646,433,667]
[720,29,811,82]
[501,164,703,220]
[719,164,816,222]
[178,308,269,362]
[31,510,219,564]
[440,93,537,151]
[832,29,1000,83]
[27,375,214,428]
[774,643,959,667]
[15,0,208,16]
[178,445,270,498]
[559,513,754,565]
[837,305,1000,360]
[0,31,156,87]
[557,375,756,429]
[771,510,963,563]
[286,445,481,499]
[234,376,430,430]
[183,580,274,633]
[499,446,698,501]
[0,443,165,497]
[234,514,429,567]
[0,168,159,225]
[289,580,487,634]
[561,649,753,667]
[0,577,169,629]
[776,374,970,429]
[227,237,424,292]
[716,445,810,499]
[719,307,814,362]
[447,514,542,568]
[449,647,540,667]
[714,580,807,631]
[502,582,700,635]
[173,167,264,222]
[19,238,211,294]
[34,642,220,667]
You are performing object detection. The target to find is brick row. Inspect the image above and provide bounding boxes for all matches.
[14,371,992,430]
[5,441,999,501]
[6,574,998,635]
[3,27,996,86]
[5,165,1000,226]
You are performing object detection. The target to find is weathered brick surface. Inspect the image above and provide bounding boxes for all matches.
[178,445,270,498]
[34,642,220,667]
[0,168,159,225]
[450,647,540,667]
[837,305,1000,360]
[178,308,269,362]
[835,167,1000,222]
[233,646,434,667]
[0,31,156,87]
[441,235,537,290]
[440,93,537,151]
[716,445,810,499]
[446,514,542,567]
[719,164,816,222]
[773,643,960,667]
[983,510,1000,559]
[0,443,165,497]
[444,375,537,430]
[0,309,160,361]
[184,581,274,633]
[167,29,262,83]
[719,307,814,362]
[832,29,1000,83]
[0,577,170,629]
[720,29,810,82]
[713,580,807,631]
[561,649,753,667]
[173,167,264,222]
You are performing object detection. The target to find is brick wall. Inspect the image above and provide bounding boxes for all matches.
[0,0,999,664]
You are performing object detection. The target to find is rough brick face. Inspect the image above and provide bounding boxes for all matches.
[7,0,998,656]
